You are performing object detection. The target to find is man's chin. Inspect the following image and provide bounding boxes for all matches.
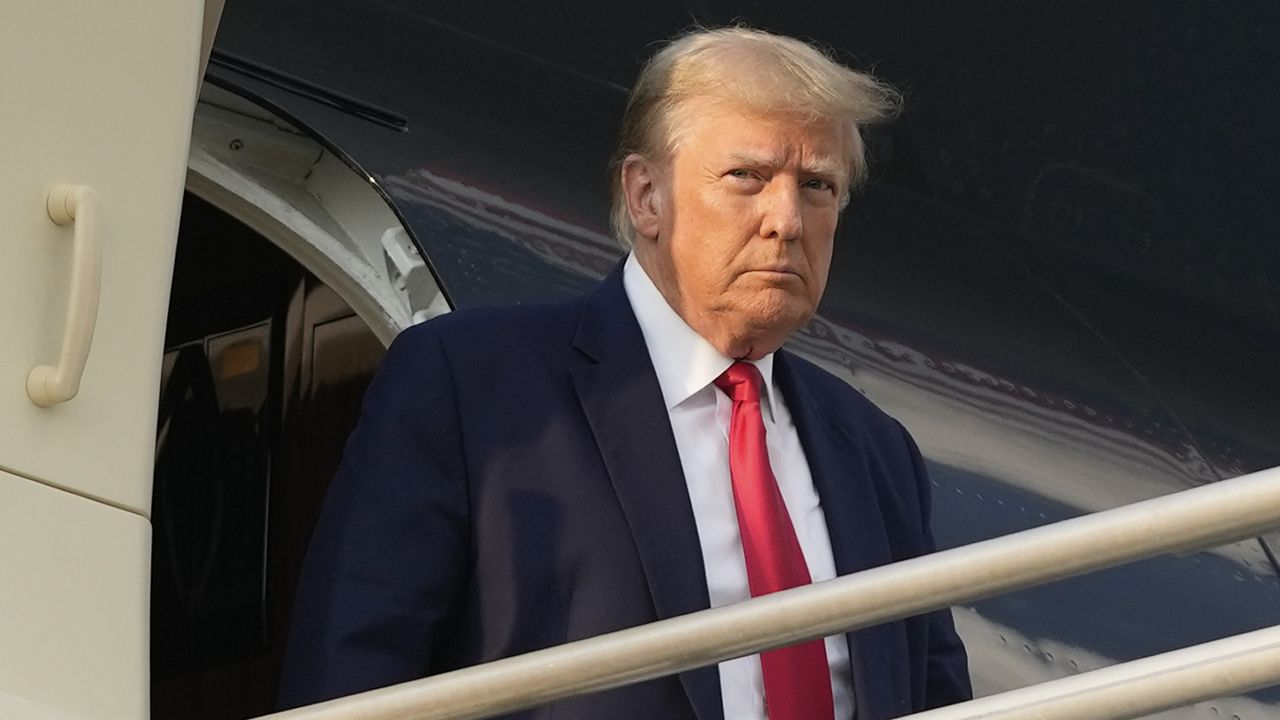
[723,312,810,359]
[745,294,811,331]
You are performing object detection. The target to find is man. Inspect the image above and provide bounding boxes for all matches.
[279,26,971,719]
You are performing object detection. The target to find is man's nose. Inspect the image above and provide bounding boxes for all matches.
[759,182,804,241]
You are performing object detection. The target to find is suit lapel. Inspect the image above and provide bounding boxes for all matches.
[570,266,723,720]
[775,351,901,720]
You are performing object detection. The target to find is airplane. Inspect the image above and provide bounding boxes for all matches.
[3,1,1278,719]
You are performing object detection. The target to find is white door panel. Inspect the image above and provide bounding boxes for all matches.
[0,468,150,719]
[0,0,205,513]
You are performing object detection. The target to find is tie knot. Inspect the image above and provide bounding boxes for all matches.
[714,361,764,403]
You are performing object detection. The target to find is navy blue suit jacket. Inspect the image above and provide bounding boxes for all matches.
[279,265,971,718]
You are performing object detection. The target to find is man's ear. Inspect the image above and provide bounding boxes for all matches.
[621,153,664,241]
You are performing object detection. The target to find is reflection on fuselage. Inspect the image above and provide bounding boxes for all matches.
[787,313,1273,569]
[383,169,619,289]
[955,608,1280,718]
[791,315,1211,504]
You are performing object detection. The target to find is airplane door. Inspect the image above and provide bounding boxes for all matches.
[0,1,214,718]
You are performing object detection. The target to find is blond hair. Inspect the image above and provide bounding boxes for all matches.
[609,26,901,246]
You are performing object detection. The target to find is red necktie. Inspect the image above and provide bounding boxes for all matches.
[715,362,835,720]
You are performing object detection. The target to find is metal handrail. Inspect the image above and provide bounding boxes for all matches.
[258,465,1280,720]
[902,624,1280,720]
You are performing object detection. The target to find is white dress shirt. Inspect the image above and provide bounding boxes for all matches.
[622,254,855,720]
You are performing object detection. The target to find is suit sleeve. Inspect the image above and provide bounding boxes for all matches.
[902,424,974,710]
[277,324,470,709]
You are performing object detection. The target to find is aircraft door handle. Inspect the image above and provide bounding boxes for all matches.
[28,184,102,407]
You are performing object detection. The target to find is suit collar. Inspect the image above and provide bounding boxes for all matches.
[774,351,892,576]
[571,263,724,720]
[775,351,904,720]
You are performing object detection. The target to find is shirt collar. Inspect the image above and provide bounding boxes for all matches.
[622,253,779,419]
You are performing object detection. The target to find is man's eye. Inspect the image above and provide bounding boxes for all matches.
[729,169,754,179]
[803,178,835,193]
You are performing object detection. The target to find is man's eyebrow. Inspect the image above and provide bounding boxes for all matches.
[802,155,845,179]
[724,151,780,168]
[723,151,844,179]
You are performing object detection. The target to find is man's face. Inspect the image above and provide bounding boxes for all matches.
[635,102,847,360]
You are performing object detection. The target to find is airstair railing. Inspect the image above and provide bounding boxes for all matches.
[901,624,1280,720]
[258,464,1280,720]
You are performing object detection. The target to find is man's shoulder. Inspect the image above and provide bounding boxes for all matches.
[782,351,895,422]
[780,349,913,450]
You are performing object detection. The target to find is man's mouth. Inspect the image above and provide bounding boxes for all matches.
[744,267,800,279]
